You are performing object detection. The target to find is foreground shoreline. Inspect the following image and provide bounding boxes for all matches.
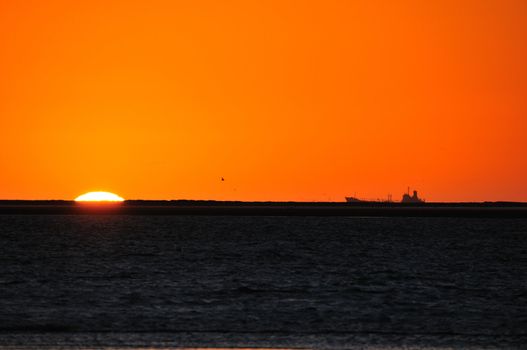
[0,201,526,217]
[0,331,525,350]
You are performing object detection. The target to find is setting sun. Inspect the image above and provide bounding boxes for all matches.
[75,191,124,202]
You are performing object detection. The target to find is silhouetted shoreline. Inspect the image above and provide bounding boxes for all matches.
[0,200,526,217]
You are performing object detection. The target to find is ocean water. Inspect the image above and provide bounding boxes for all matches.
[0,215,526,349]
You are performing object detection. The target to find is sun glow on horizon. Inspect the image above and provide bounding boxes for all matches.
[75,191,124,202]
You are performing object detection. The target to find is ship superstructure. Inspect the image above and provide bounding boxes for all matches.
[401,187,424,203]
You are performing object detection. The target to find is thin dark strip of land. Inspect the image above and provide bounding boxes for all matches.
[0,200,526,218]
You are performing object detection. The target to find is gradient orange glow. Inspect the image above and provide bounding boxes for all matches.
[1,0,526,201]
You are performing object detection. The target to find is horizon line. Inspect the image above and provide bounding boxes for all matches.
[0,199,526,204]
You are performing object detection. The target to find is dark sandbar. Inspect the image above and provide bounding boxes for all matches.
[0,200,526,217]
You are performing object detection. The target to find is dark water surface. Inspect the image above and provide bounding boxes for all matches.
[0,215,526,349]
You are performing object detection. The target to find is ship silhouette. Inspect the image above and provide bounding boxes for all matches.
[346,188,424,203]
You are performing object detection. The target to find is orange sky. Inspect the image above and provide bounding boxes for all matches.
[1,0,526,202]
